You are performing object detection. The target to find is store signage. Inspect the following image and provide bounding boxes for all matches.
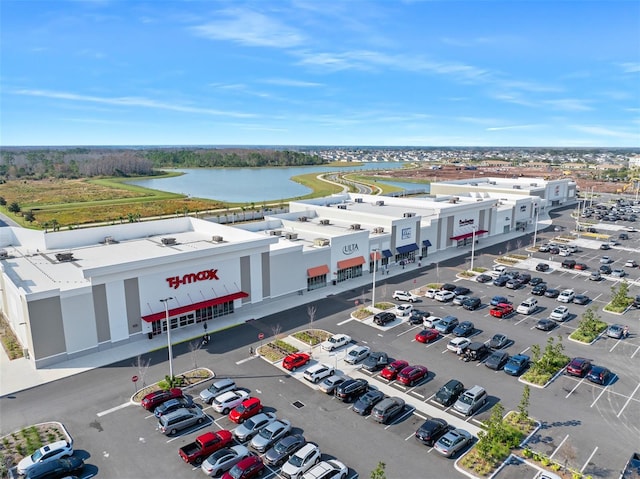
[459,219,475,227]
[166,269,219,289]
[342,243,359,255]
[401,227,411,240]
[520,205,527,212]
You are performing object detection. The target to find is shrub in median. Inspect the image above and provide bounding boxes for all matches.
[569,308,607,343]
[522,336,570,386]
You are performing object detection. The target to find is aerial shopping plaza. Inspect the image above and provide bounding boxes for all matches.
[0,177,575,368]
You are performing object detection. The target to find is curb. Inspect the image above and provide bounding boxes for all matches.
[129,367,215,405]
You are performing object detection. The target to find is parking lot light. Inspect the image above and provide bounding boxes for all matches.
[470,226,477,273]
[160,297,175,379]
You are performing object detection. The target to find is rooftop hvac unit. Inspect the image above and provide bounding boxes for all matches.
[285,233,298,240]
[350,224,361,230]
[212,235,224,242]
[298,216,308,222]
[0,250,8,260]
[403,212,416,217]
[489,181,497,185]
[314,238,330,247]
[373,227,385,234]
[161,237,177,246]
[104,236,118,244]
[55,252,74,262]
[269,230,282,236]
[530,183,538,187]
[355,198,363,203]
[376,200,385,206]
[337,204,347,209]
[319,219,330,225]
[513,185,521,189]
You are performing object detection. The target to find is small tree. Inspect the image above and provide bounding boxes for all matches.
[0,196,6,206]
[189,340,202,369]
[132,355,151,389]
[24,210,35,223]
[517,385,530,422]
[8,202,20,214]
[610,281,630,308]
[370,462,386,479]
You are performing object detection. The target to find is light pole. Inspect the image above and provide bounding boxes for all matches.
[160,297,175,379]
[371,249,378,309]
[589,186,595,208]
[532,203,540,250]
[470,226,477,273]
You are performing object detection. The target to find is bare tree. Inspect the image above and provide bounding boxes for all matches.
[271,323,282,340]
[132,355,151,389]
[189,340,203,369]
[505,241,511,255]
[307,305,317,332]
[516,239,522,251]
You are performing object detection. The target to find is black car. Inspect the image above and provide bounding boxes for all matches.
[573,294,590,305]
[485,350,509,370]
[493,276,509,287]
[476,274,492,283]
[518,273,532,284]
[488,333,509,349]
[544,288,560,298]
[633,296,640,309]
[362,352,389,372]
[25,457,84,479]
[452,321,475,337]
[264,434,306,466]
[531,284,548,295]
[462,297,482,311]
[409,309,429,325]
[352,389,385,415]
[549,246,560,254]
[335,378,369,402]
[373,311,396,326]
[536,263,550,272]
[599,265,612,274]
[434,379,465,407]
[453,286,471,296]
[529,277,544,286]
[415,418,451,446]
[536,318,556,331]
[441,283,457,292]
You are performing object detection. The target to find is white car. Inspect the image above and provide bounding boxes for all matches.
[566,244,578,253]
[393,290,419,302]
[344,345,371,364]
[423,315,441,328]
[434,291,455,302]
[321,333,351,351]
[212,390,250,414]
[550,306,570,322]
[611,269,626,278]
[493,265,507,273]
[395,304,413,316]
[303,363,335,383]
[557,290,575,303]
[281,443,322,479]
[447,337,471,354]
[624,260,637,268]
[600,256,613,264]
[17,440,74,475]
[424,288,439,299]
[516,298,538,315]
[559,249,571,257]
[302,459,348,479]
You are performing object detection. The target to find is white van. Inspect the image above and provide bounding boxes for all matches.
[516,298,538,315]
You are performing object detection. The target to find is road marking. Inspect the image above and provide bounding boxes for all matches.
[617,382,640,418]
[515,317,528,326]
[581,446,598,472]
[236,356,257,365]
[411,391,425,398]
[590,376,616,408]
[631,346,640,359]
[609,339,621,353]
[97,402,133,417]
[397,327,417,337]
[336,318,354,326]
[549,434,569,459]
[520,347,530,354]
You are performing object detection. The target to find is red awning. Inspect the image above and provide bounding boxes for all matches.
[370,251,382,261]
[307,265,329,277]
[141,291,249,322]
[337,256,366,269]
[450,230,488,241]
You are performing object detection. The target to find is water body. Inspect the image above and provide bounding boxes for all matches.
[128,162,411,203]
[376,180,431,193]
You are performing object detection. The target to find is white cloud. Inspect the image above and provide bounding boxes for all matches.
[544,99,593,111]
[571,125,639,139]
[191,8,305,48]
[486,124,541,131]
[262,78,323,88]
[619,62,640,73]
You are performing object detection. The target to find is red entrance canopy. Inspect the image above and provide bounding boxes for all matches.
[337,256,365,269]
[141,291,248,322]
[450,230,488,241]
[307,265,329,277]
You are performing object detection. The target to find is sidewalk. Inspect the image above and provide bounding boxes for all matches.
[0,211,553,397]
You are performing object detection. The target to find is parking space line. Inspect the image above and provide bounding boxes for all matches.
[549,434,569,459]
[617,382,640,418]
[631,346,640,359]
[96,402,132,417]
[609,339,621,353]
[519,347,530,355]
[590,375,616,408]
[385,407,415,429]
[581,446,598,472]
[515,317,528,326]
[336,318,354,326]
[414,412,427,420]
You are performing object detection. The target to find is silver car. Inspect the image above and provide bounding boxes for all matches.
[434,428,472,457]
[318,375,346,394]
[232,412,277,442]
[200,445,251,477]
[250,419,291,453]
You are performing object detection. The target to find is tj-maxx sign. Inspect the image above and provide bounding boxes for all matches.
[166,268,219,289]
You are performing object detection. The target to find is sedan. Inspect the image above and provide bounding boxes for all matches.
[574,263,588,271]
[550,306,570,322]
[441,283,457,291]
[154,396,194,418]
[476,274,492,283]
[566,358,592,377]
[415,418,451,446]
[453,286,471,296]
[535,263,550,272]
[611,269,626,278]
[536,319,557,331]
[462,297,482,311]
[452,321,475,337]
[409,309,429,325]
[625,260,638,268]
[600,256,613,264]
[380,360,409,380]
[397,365,428,386]
[344,345,370,364]
[489,303,513,318]
[232,412,277,442]
[606,324,625,339]
[434,290,455,302]
[544,288,560,298]
[221,455,264,479]
[492,276,510,287]
[453,295,469,306]
[264,434,306,467]
[600,243,611,250]
[415,329,440,343]
[599,265,612,275]
[586,366,613,385]
[490,296,510,306]
[573,294,590,305]
[22,456,84,479]
[352,389,385,416]
[282,352,311,371]
[141,388,183,410]
[531,284,548,296]
[250,419,292,453]
[488,333,509,349]
[505,279,522,290]
[434,316,459,333]
[485,350,509,370]
[434,429,473,458]
[318,375,346,394]
[201,445,251,477]
[529,277,544,286]
[504,354,530,376]
[447,337,471,354]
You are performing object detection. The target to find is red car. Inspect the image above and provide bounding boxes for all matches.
[380,360,409,380]
[221,455,264,479]
[229,397,263,423]
[415,329,439,344]
[282,352,311,371]
[574,263,588,271]
[397,365,428,386]
[141,388,183,410]
[566,357,592,377]
[489,303,514,318]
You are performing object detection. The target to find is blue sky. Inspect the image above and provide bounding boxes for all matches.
[1,0,639,147]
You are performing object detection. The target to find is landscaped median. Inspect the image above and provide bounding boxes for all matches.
[131,368,214,404]
[256,329,331,363]
[568,308,608,345]
[603,280,634,315]
[520,336,570,389]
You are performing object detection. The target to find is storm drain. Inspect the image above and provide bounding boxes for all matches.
[292,401,305,409]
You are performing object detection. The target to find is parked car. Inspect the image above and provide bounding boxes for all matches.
[422,315,441,328]
[212,390,250,415]
[250,419,292,453]
[505,278,523,290]
[318,375,346,394]
[17,440,74,475]
[453,286,471,296]
[447,337,471,354]
[415,418,451,446]
[600,256,613,264]
[599,265,612,275]
[590,271,602,281]
[504,354,530,376]
[352,389,385,415]
[415,329,439,343]
[489,303,513,318]
[544,288,560,298]
[561,259,576,269]
[529,277,544,286]
[221,455,264,479]
[23,456,84,479]
[373,311,397,325]
[462,342,490,362]
[476,274,492,283]
[485,350,509,370]
[229,397,263,424]
[142,387,183,410]
[425,288,439,298]
[372,397,405,424]
[517,298,538,315]
[536,263,550,272]
[633,295,640,308]
[154,396,195,418]
[492,276,510,287]
[557,290,575,303]
[574,262,588,270]
[606,324,625,339]
[159,407,206,436]
[397,365,428,386]
[452,294,469,306]
[394,304,413,317]
[452,321,474,337]
[199,378,236,405]
[321,333,351,351]
[362,351,389,371]
[434,290,455,302]
[531,284,548,295]
[434,315,459,333]
[453,385,487,416]
[434,429,473,458]
[488,333,509,349]
[586,366,612,385]
[303,363,335,384]
[625,259,638,268]
[573,294,590,305]
[409,309,429,325]
[232,412,277,443]
[611,269,626,278]
[538,244,550,252]
[345,345,371,364]
[201,445,252,477]
[335,378,369,402]
[380,360,409,380]
[301,460,348,479]
[566,358,592,377]
[282,352,311,371]
[180,430,234,464]
[441,283,457,291]
[549,306,570,322]
[536,318,557,331]
[434,379,465,407]
[490,295,510,306]
[462,297,482,311]
[264,434,306,467]
[600,243,611,250]
[393,290,419,302]
[280,443,321,479]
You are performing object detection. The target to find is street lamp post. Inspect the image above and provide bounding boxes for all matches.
[589,186,595,208]
[470,226,477,273]
[532,203,540,250]
[371,249,378,308]
[160,297,175,379]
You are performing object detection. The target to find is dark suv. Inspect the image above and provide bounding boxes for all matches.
[373,312,396,326]
[462,297,481,311]
[561,259,576,269]
[335,379,369,402]
[434,379,465,407]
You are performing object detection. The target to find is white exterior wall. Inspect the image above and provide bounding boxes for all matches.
[269,248,305,296]
[105,281,130,341]
[1,274,29,345]
[60,287,97,354]
[330,230,371,273]
[392,217,419,248]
